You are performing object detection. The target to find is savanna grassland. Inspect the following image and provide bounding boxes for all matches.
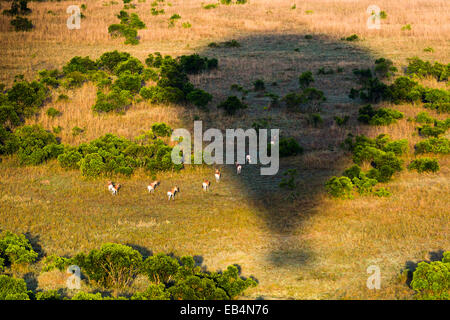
[0,0,449,299]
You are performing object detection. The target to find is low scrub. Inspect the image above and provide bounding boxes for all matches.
[415,137,450,154]
[217,96,247,115]
[408,158,440,173]
[41,243,256,300]
[410,251,450,300]
[358,104,404,125]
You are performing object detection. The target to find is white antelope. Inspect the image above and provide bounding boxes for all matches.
[107,181,120,195]
[202,180,210,191]
[215,169,221,182]
[235,162,242,175]
[147,181,160,193]
[167,186,179,200]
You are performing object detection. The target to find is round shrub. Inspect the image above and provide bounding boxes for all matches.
[63,56,97,75]
[0,124,19,155]
[79,153,106,177]
[278,137,303,157]
[114,57,144,75]
[10,16,33,31]
[151,123,172,137]
[14,125,58,165]
[141,253,180,284]
[57,149,83,169]
[298,71,314,89]
[73,243,143,289]
[131,284,170,300]
[408,158,440,173]
[46,107,61,118]
[325,176,353,198]
[410,252,450,300]
[217,96,247,115]
[97,51,131,73]
[186,89,212,109]
[0,230,38,268]
[112,71,142,93]
[0,275,30,300]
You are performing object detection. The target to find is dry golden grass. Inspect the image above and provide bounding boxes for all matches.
[0,0,449,299]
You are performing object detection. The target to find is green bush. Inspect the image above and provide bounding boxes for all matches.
[108,24,139,45]
[282,92,303,110]
[418,125,445,137]
[71,291,104,300]
[317,67,334,75]
[307,113,323,127]
[0,104,21,129]
[0,230,38,268]
[186,89,212,109]
[347,134,404,182]
[0,124,19,155]
[223,39,240,48]
[168,275,228,300]
[410,252,450,300]
[140,86,185,104]
[63,56,97,74]
[415,111,434,124]
[217,96,247,115]
[386,76,422,104]
[325,176,353,198]
[415,137,450,154]
[142,68,159,82]
[97,51,131,73]
[3,0,31,16]
[0,275,30,300]
[78,153,106,177]
[151,122,172,137]
[14,125,60,165]
[278,137,303,157]
[298,71,314,89]
[374,58,397,79]
[352,174,378,195]
[38,69,61,88]
[7,80,48,117]
[92,89,132,113]
[62,71,88,89]
[343,164,362,180]
[207,265,257,299]
[131,284,170,300]
[141,253,180,284]
[406,57,450,82]
[57,149,83,169]
[358,105,403,125]
[334,115,349,126]
[10,16,33,31]
[112,71,142,93]
[46,107,61,118]
[36,290,62,300]
[373,187,391,197]
[179,54,218,74]
[341,34,359,41]
[383,139,408,155]
[114,57,144,75]
[73,243,143,289]
[408,158,440,173]
[253,79,265,91]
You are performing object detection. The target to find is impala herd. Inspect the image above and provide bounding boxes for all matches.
[107,158,251,200]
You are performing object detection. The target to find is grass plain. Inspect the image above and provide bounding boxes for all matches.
[0,0,449,299]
